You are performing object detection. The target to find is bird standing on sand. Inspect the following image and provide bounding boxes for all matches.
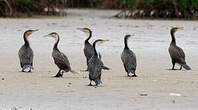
[78,28,94,71]
[168,27,191,70]
[78,28,110,71]
[44,32,76,77]
[88,39,108,86]
[121,35,137,77]
[18,29,38,72]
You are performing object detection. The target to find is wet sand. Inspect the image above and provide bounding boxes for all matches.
[0,9,198,110]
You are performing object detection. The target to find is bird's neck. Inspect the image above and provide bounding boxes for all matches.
[23,34,30,47]
[124,37,129,49]
[85,31,92,43]
[53,36,60,50]
[171,31,176,45]
[93,42,98,56]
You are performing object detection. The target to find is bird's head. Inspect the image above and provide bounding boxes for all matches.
[125,34,135,40]
[44,32,59,39]
[171,27,183,34]
[24,29,38,37]
[44,32,60,42]
[94,39,109,45]
[77,28,91,36]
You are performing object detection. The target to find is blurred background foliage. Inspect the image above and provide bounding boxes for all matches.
[0,0,197,19]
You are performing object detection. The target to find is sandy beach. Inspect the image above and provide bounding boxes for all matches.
[0,9,198,110]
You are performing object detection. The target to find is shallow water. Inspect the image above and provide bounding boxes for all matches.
[0,9,197,55]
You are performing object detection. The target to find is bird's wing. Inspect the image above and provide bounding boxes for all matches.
[88,56,103,79]
[53,51,70,69]
[18,46,33,67]
[121,49,137,71]
[29,48,34,66]
[84,43,94,60]
[169,45,186,64]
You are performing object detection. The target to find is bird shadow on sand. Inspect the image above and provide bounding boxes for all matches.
[119,75,139,80]
[85,84,104,88]
[16,70,33,73]
[165,69,182,71]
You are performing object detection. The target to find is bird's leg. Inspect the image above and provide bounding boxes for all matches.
[127,73,130,77]
[88,80,93,86]
[61,70,64,76]
[22,65,26,72]
[54,69,63,77]
[171,60,176,70]
[132,73,137,77]
[28,69,31,72]
[180,65,182,70]
[28,67,32,72]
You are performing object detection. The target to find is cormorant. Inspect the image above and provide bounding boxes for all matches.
[121,35,137,77]
[44,32,76,77]
[88,39,108,86]
[78,28,94,71]
[168,27,191,70]
[78,28,110,71]
[18,29,38,72]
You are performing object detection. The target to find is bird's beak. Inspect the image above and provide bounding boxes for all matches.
[77,28,88,33]
[43,34,50,37]
[28,29,38,35]
[31,29,39,34]
[76,28,83,31]
[176,27,184,31]
[127,34,134,39]
[99,40,109,44]
[130,34,135,37]
[179,27,184,29]
[104,40,109,42]
[77,28,82,30]
[33,29,39,32]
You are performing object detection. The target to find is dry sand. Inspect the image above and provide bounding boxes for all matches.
[0,9,198,110]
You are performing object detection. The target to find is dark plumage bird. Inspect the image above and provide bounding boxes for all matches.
[168,27,191,70]
[78,28,110,71]
[44,32,76,77]
[121,35,137,77]
[78,28,94,70]
[88,39,108,86]
[18,29,38,72]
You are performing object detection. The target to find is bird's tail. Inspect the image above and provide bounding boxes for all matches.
[182,64,191,70]
[70,70,79,74]
[95,78,102,86]
[102,65,110,70]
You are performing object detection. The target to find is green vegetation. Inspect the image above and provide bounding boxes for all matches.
[0,0,197,19]
[0,0,67,17]
[119,0,198,19]
[19,0,30,4]
[121,0,198,9]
